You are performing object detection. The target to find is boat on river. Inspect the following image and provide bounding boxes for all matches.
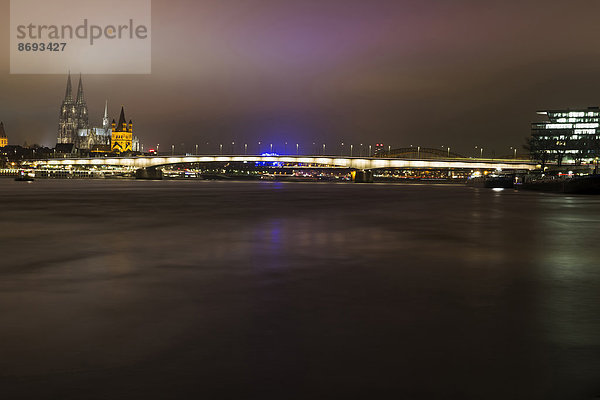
[466,173,515,189]
[517,174,600,194]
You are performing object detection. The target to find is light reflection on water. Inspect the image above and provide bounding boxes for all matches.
[0,180,600,399]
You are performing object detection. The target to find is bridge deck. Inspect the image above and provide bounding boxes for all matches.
[29,155,538,171]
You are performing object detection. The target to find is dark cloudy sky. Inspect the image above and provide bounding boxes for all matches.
[2,0,600,155]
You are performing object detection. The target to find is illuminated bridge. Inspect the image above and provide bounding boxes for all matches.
[31,155,537,171]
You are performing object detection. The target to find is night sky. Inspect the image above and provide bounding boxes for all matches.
[2,0,600,156]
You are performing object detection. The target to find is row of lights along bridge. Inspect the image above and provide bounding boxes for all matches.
[148,142,519,158]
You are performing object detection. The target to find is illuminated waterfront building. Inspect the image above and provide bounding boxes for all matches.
[0,122,7,147]
[530,107,600,165]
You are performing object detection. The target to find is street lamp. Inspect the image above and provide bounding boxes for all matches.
[270,143,273,153]
[350,144,354,157]
[219,144,223,155]
[368,144,372,156]
[417,146,421,159]
[340,142,344,156]
[171,144,174,155]
[195,144,198,155]
[322,143,326,155]
[296,143,299,155]
[244,143,248,155]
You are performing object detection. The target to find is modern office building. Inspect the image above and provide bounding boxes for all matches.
[530,107,600,165]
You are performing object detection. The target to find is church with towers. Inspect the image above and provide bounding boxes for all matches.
[0,121,7,148]
[57,72,139,153]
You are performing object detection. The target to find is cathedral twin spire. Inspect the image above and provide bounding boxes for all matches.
[63,71,86,105]
[76,74,85,106]
[58,72,89,144]
[64,72,73,102]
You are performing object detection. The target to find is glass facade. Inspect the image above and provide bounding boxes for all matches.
[530,107,600,165]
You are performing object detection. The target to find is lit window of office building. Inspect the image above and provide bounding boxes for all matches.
[530,107,600,165]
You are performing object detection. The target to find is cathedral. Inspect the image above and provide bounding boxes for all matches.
[57,73,139,153]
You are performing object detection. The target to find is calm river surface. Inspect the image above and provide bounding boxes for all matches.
[1,179,599,399]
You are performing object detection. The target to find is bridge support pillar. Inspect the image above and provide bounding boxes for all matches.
[352,170,373,183]
[135,167,163,180]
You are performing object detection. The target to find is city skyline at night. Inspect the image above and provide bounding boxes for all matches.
[2,0,600,154]
[4,2,600,399]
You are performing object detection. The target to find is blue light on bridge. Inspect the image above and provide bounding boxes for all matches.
[257,153,283,167]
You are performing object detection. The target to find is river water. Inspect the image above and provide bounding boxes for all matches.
[1,179,599,399]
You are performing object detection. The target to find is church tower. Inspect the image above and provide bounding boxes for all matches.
[111,106,133,153]
[57,72,77,144]
[102,100,109,131]
[0,121,7,147]
[75,74,89,131]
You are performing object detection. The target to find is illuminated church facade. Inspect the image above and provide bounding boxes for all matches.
[57,73,139,153]
[0,121,7,147]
